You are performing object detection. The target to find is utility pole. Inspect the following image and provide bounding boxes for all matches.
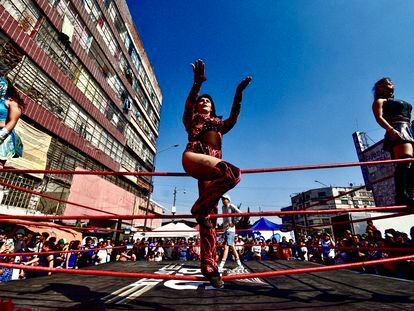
[143,182,153,233]
[302,192,309,235]
[172,187,177,215]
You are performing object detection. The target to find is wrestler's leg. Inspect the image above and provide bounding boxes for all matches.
[182,152,222,181]
[392,143,414,205]
[196,180,219,277]
[183,152,241,220]
[183,152,240,287]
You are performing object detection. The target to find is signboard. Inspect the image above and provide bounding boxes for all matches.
[353,132,394,206]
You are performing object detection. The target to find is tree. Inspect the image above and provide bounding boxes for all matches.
[237,206,251,229]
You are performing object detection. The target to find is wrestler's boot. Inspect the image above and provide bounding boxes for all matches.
[394,160,414,206]
[199,225,222,288]
[191,161,241,228]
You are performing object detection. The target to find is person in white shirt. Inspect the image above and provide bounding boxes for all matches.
[96,241,109,265]
[218,194,244,272]
[251,239,262,260]
[235,236,245,259]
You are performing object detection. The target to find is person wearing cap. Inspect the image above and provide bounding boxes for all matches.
[55,239,69,267]
[218,194,244,272]
[13,228,26,252]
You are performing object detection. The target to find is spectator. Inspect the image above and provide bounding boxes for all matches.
[320,233,335,265]
[298,236,308,261]
[106,239,113,262]
[65,240,80,269]
[78,237,97,267]
[153,242,165,261]
[289,238,299,259]
[13,229,26,253]
[0,229,6,248]
[118,243,136,262]
[96,241,109,265]
[235,236,245,260]
[154,252,163,262]
[54,239,69,268]
[366,220,377,233]
[164,239,175,260]
[251,239,262,261]
[279,237,292,260]
[0,238,15,283]
[35,232,50,254]
[177,239,188,261]
[24,241,54,276]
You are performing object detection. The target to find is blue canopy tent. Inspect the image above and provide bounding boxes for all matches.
[249,218,284,231]
[238,218,285,241]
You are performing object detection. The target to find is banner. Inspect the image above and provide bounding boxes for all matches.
[8,119,52,179]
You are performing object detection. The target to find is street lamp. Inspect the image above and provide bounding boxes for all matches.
[157,144,179,154]
[314,180,329,187]
[143,144,179,232]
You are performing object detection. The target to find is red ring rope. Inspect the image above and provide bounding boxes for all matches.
[2,245,412,259]
[0,157,411,176]
[0,254,412,281]
[0,246,126,258]
[0,206,410,220]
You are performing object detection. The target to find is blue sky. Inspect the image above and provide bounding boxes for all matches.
[127,1,414,220]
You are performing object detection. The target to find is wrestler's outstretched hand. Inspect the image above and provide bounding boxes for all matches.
[236,76,252,94]
[191,59,207,83]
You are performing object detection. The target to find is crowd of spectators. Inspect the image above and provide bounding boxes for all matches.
[1,222,413,283]
[0,228,119,283]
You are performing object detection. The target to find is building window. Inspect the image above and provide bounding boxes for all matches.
[9,58,123,163]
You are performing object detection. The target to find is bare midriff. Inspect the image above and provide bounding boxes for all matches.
[200,131,221,149]
[0,122,6,128]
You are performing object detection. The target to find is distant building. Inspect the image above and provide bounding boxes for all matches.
[286,186,375,237]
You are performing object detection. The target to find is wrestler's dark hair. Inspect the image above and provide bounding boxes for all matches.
[5,78,25,108]
[373,77,393,100]
[197,94,217,117]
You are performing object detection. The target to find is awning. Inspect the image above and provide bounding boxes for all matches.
[1,219,82,241]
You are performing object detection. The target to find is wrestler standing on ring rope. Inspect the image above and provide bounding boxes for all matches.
[182,59,252,288]
[372,77,414,205]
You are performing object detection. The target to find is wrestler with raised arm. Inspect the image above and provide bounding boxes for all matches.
[182,59,251,287]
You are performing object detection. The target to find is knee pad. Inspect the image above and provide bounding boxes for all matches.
[216,161,241,184]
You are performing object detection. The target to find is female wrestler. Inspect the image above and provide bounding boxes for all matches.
[372,77,414,205]
[182,59,251,287]
[0,77,23,166]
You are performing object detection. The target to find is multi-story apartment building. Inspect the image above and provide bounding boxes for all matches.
[286,186,375,236]
[0,0,163,230]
